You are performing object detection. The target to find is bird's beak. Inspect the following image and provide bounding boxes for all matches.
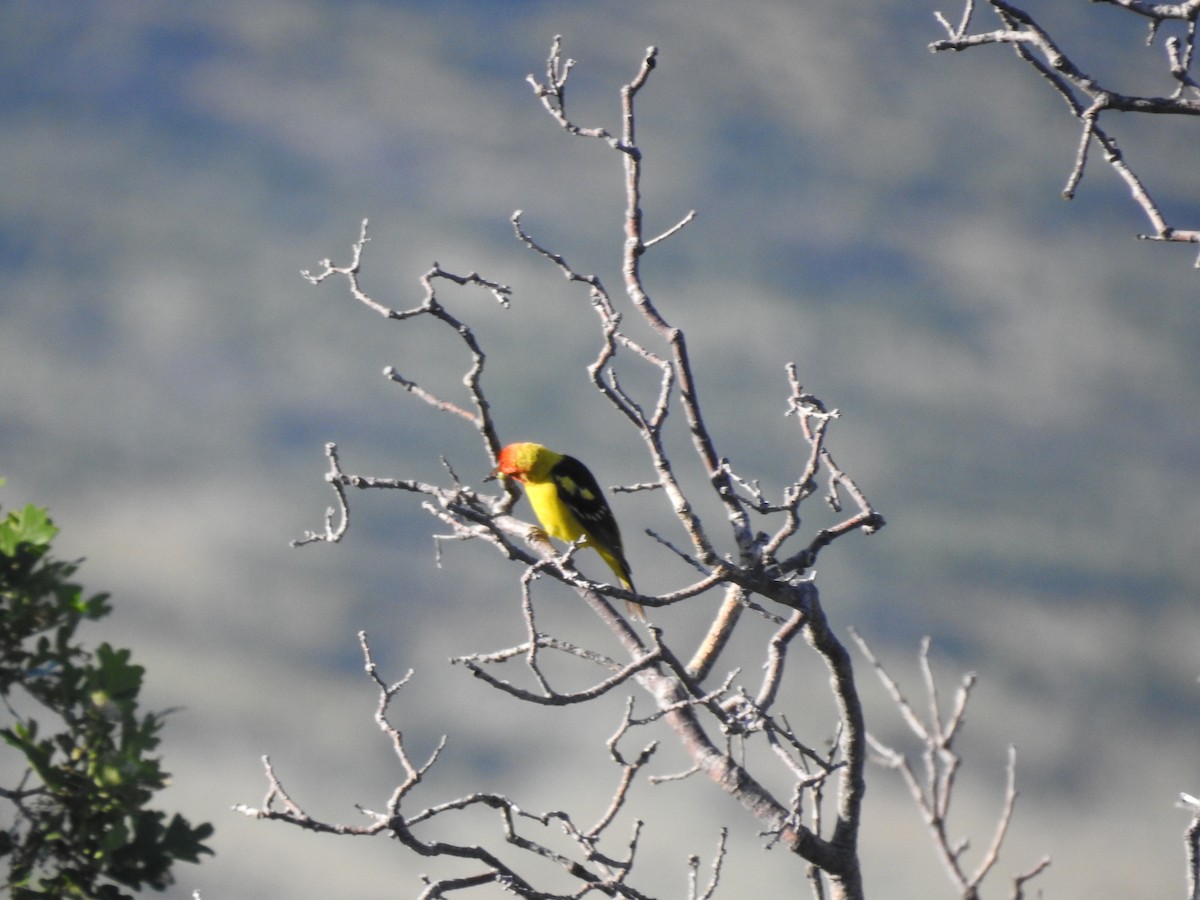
[484,466,502,483]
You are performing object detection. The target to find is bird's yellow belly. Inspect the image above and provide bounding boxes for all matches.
[523,480,585,543]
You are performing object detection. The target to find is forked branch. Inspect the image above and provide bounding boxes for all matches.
[851,631,1051,898]
[931,0,1200,262]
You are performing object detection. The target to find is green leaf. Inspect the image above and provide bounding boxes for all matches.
[0,504,58,556]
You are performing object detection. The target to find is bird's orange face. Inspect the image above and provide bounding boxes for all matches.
[493,442,535,482]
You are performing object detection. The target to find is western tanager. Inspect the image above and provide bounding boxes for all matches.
[492,442,644,621]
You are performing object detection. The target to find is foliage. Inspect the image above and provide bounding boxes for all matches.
[0,495,213,899]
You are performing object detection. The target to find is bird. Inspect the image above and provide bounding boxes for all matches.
[491,442,644,621]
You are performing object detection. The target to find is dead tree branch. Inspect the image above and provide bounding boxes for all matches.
[931,0,1200,263]
[236,35,1062,900]
[235,633,671,899]
[1181,791,1200,900]
[851,631,1051,899]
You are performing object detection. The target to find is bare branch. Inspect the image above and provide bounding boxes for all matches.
[851,632,1050,897]
[452,637,662,705]
[685,585,748,681]
[687,828,728,900]
[755,609,807,713]
[290,442,351,547]
[930,0,1200,262]
[968,745,1020,888]
[1092,0,1200,21]
[239,635,683,899]
[1181,791,1200,900]
[645,209,698,249]
[1012,855,1052,899]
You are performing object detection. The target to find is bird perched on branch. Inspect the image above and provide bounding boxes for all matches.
[491,442,644,621]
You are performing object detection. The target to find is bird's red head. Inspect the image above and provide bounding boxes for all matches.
[493,442,538,482]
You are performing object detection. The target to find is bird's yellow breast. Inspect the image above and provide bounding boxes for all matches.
[522,478,586,544]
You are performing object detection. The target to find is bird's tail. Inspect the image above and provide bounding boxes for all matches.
[597,546,645,622]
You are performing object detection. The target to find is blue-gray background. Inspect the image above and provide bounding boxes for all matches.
[2,2,1197,897]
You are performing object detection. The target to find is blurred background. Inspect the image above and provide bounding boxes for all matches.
[2,2,1197,897]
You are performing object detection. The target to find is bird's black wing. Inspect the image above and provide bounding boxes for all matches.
[551,454,629,571]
